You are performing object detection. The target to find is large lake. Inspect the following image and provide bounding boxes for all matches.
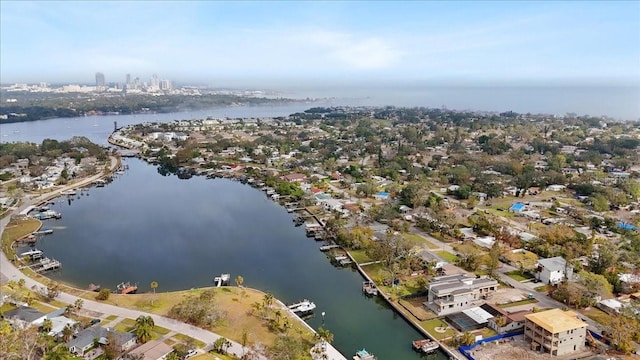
[5,105,446,360]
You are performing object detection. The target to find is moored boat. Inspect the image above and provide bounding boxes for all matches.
[116,281,138,294]
[288,299,316,314]
[353,348,376,360]
[412,339,440,353]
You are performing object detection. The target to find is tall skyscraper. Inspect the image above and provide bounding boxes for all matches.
[95,72,105,88]
[150,74,159,90]
[126,73,131,86]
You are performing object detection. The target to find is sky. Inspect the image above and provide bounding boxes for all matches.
[1,1,639,89]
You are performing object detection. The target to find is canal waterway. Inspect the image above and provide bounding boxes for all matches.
[5,105,447,359]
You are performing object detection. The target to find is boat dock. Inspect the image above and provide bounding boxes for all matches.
[320,244,340,251]
[20,248,44,260]
[362,281,378,296]
[31,210,62,220]
[34,228,53,235]
[288,299,316,315]
[32,257,62,273]
[213,273,230,287]
[334,255,353,266]
[116,281,138,294]
[412,339,440,353]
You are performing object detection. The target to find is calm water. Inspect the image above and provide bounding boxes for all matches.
[23,159,440,360]
[5,105,446,359]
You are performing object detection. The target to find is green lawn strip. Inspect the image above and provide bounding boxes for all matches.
[105,315,118,321]
[0,302,17,313]
[348,249,373,264]
[120,317,136,326]
[172,333,207,349]
[498,298,538,308]
[30,302,57,314]
[420,318,457,340]
[579,307,613,326]
[534,285,551,292]
[435,251,457,263]
[193,353,236,360]
[153,325,171,335]
[114,323,134,333]
[505,270,533,282]
[401,232,438,249]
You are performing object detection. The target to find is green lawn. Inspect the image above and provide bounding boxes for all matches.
[402,232,438,249]
[580,307,613,326]
[420,318,457,340]
[505,270,534,282]
[435,251,457,263]
[498,298,538,308]
[172,334,207,349]
[348,249,373,264]
[105,315,118,321]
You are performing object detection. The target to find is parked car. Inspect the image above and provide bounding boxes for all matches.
[184,349,197,359]
[90,318,101,325]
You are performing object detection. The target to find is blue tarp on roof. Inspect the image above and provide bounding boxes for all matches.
[618,222,636,231]
[510,202,525,212]
[376,192,389,198]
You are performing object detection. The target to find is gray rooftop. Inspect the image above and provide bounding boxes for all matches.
[2,306,45,323]
[538,256,567,272]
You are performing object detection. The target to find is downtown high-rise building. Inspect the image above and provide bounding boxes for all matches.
[95,72,105,88]
[126,73,131,86]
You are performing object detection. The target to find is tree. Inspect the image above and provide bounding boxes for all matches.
[460,331,475,346]
[45,281,60,301]
[487,241,501,277]
[74,298,84,312]
[41,318,53,334]
[150,281,158,305]
[212,337,232,354]
[606,313,637,354]
[235,275,244,293]
[96,288,110,300]
[134,315,155,344]
[316,326,334,344]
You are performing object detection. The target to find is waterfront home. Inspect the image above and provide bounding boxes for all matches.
[281,173,307,183]
[483,303,531,334]
[423,274,498,316]
[1,306,46,329]
[68,326,136,356]
[524,309,587,356]
[125,340,173,360]
[535,256,573,285]
[47,315,77,338]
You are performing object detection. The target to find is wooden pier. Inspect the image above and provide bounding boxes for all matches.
[320,244,340,251]
[32,258,62,273]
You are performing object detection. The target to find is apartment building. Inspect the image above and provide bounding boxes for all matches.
[524,309,587,356]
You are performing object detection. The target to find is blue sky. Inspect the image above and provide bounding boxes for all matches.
[1,1,639,87]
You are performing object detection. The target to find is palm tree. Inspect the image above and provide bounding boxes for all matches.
[74,298,84,312]
[41,318,53,334]
[134,315,155,343]
[262,293,274,309]
[150,281,158,305]
[273,309,282,327]
[62,324,74,342]
[316,326,334,344]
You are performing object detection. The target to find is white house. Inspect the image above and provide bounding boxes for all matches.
[535,256,573,285]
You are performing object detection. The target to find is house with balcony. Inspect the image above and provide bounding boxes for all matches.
[524,309,587,356]
[423,274,498,316]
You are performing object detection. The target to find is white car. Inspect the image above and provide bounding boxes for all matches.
[184,349,197,359]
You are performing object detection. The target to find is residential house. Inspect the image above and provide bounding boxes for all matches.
[1,306,46,329]
[483,304,531,334]
[374,192,390,201]
[68,326,136,356]
[280,173,307,183]
[125,340,173,360]
[597,299,623,315]
[423,274,499,316]
[47,315,77,338]
[524,309,587,356]
[535,256,573,285]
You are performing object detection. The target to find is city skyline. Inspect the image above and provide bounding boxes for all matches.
[1,1,639,87]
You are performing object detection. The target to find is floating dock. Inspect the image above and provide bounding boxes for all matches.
[20,248,44,260]
[288,299,316,315]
